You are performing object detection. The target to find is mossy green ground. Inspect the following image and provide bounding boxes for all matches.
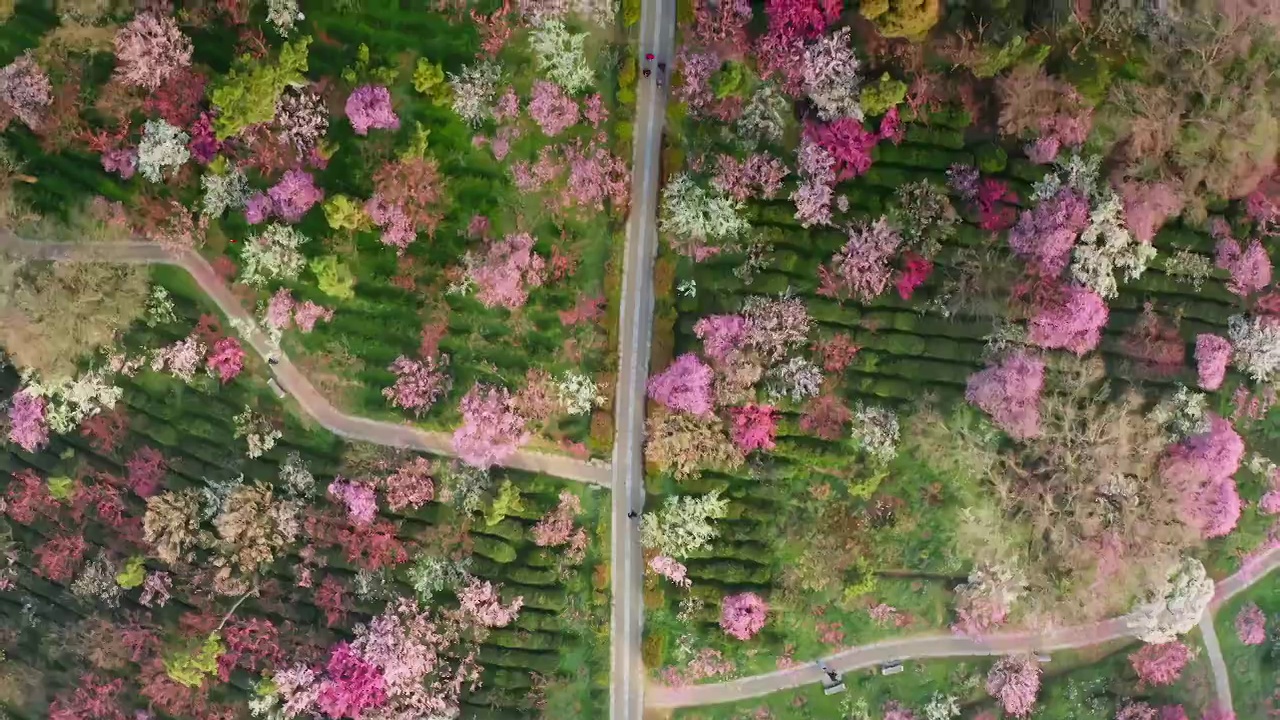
[1213,567,1280,719]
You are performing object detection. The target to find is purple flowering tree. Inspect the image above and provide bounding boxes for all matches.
[346,85,400,135]
[647,354,715,416]
[720,592,768,640]
[965,351,1045,440]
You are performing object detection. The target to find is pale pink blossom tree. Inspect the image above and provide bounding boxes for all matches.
[293,301,334,333]
[649,555,692,587]
[1120,181,1185,244]
[7,391,49,452]
[647,354,715,416]
[527,80,579,136]
[453,383,530,469]
[693,314,749,361]
[113,12,193,91]
[562,139,630,211]
[720,592,768,640]
[205,337,246,383]
[817,218,903,302]
[729,404,779,453]
[265,288,295,331]
[965,352,1045,440]
[985,655,1040,718]
[383,355,452,417]
[471,232,548,310]
[532,491,587,562]
[1160,414,1244,538]
[1235,602,1267,645]
[457,578,523,628]
[712,153,790,202]
[1129,641,1192,686]
[1027,283,1109,355]
[1007,189,1090,276]
[1216,235,1272,297]
[1195,334,1232,391]
[329,478,378,526]
[381,457,434,512]
[0,53,51,130]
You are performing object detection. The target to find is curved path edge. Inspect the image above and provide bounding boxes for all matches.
[0,235,611,487]
[650,547,1280,708]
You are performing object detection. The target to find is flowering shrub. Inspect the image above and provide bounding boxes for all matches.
[647,354,715,416]
[720,591,768,640]
[800,393,851,440]
[1195,334,1232,391]
[729,404,779,453]
[951,564,1024,637]
[275,87,329,155]
[817,218,903,302]
[205,337,246,383]
[649,555,692,587]
[1129,641,1192,686]
[113,12,193,91]
[293,301,334,333]
[645,412,744,480]
[1027,283,1109,355]
[383,355,452,417]
[7,390,48,452]
[1236,602,1267,645]
[528,80,579,136]
[36,534,88,582]
[1160,414,1244,538]
[1008,189,1090,276]
[233,406,281,459]
[850,402,900,464]
[985,655,1040,718]
[966,352,1045,440]
[266,169,324,223]
[471,232,547,309]
[641,490,729,558]
[0,53,51,130]
[458,578,524,628]
[346,85,400,135]
[453,383,530,469]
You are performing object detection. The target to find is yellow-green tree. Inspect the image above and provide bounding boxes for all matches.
[859,0,940,42]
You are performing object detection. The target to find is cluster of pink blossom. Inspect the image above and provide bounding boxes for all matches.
[188,111,221,163]
[763,0,841,41]
[804,118,879,181]
[458,578,524,628]
[244,192,272,225]
[527,80,580,137]
[648,555,692,587]
[532,491,587,561]
[720,591,768,640]
[1008,188,1090,276]
[1117,702,1190,720]
[986,655,1040,717]
[316,643,389,718]
[1027,283,1109,355]
[293,301,334,332]
[492,87,520,123]
[151,334,206,382]
[975,178,1019,231]
[345,85,400,135]
[1025,136,1060,165]
[965,351,1045,440]
[895,252,933,300]
[1195,334,1233,391]
[658,648,736,687]
[383,355,452,417]
[471,232,547,310]
[0,53,51,130]
[113,12,193,91]
[452,383,530,469]
[265,170,325,223]
[583,93,607,127]
[101,148,138,179]
[817,218,903,302]
[7,391,49,453]
[329,478,378,526]
[1215,234,1273,297]
[647,354,716,416]
[1129,641,1192,686]
[1249,185,1280,236]
[881,701,916,720]
[712,153,790,202]
[1120,181,1185,244]
[1160,414,1244,538]
[1236,602,1267,645]
[205,337,246,383]
[729,404,779,453]
[511,146,564,193]
[693,314,750,361]
[791,136,837,227]
[692,0,752,52]
[561,139,630,211]
[365,195,417,252]
[754,30,807,95]
[265,288,296,331]
[382,456,434,512]
[126,447,167,498]
[674,49,722,114]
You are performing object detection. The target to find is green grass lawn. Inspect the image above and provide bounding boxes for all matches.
[1213,566,1280,719]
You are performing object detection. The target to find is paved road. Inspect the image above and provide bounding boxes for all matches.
[0,235,611,486]
[651,548,1280,709]
[611,2,675,718]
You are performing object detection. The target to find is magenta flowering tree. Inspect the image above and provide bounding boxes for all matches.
[471,232,548,310]
[1194,334,1232,391]
[7,391,49,452]
[729,404,779,453]
[764,0,841,40]
[527,80,580,136]
[205,337,246,383]
[647,354,715,416]
[805,118,879,181]
[895,252,933,300]
[267,169,325,223]
[1215,235,1273,297]
[346,85,400,135]
[985,655,1040,718]
[693,314,749,361]
[965,351,1045,440]
[329,478,378,526]
[1235,602,1267,645]
[452,383,530,469]
[0,53,51,130]
[315,642,389,718]
[383,355,452,417]
[817,218,903,302]
[112,12,193,91]
[1007,189,1090,276]
[1027,283,1109,355]
[457,578,524,628]
[1160,413,1244,538]
[1129,641,1192,686]
[720,591,768,640]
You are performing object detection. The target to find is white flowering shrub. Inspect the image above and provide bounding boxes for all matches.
[765,357,823,403]
[555,370,603,415]
[1148,384,1211,441]
[233,406,281,459]
[529,20,593,93]
[144,286,177,327]
[266,0,303,35]
[279,451,315,498]
[137,119,190,183]
[922,693,961,720]
[448,61,501,127]
[21,368,123,434]
[640,490,729,559]
[660,174,750,244]
[239,224,309,286]
[737,84,790,147]
[1127,556,1214,643]
[1069,192,1155,298]
[850,402,899,464]
[201,168,249,218]
[1229,314,1280,382]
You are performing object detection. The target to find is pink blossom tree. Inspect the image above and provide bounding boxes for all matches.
[453,383,530,469]
[764,0,842,40]
[1216,235,1273,297]
[1160,414,1244,538]
[7,391,49,452]
[381,456,434,512]
[458,578,523,628]
[1235,602,1267,645]
[383,355,452,417]
[805,118,879,181]
[562,139,630,211]
[329,478,378,526]
[471,232,548,310]
[1007,189,1090,276]
[1027,283,1109,355]
[527,80,579,136]
[1129,640,1192,686]
[346,85,400,135]
[0,53,51,130]
[126,446,166,498]
[712,153,789,202]
[720,591,768,640]
[965,352,1045,440]
[267,169,324,223]
[265,288,295,331]
[985,655,1040,718]
[817,217,903,301]
[1120,181,1185,244]
[649,555,692,587]
[113,12,193,91]
[729,404,779,453]
[205,337,246,383]
[532,491,587,562]
[647,354,715,416]
[1195,334,1232,391]
[316,643,389,718]
[800,393,851,440]
[293,301,334,333]
[693,314,749,361]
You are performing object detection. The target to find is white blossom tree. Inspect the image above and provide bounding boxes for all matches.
[1127,556,1214,643]
[239,224,309,286]
[802,27,862,121]
[201,168,249,218]
[1229,314,1280,382]
[137,119,190,183]
[640,490,729,559]
[660,174,750,248]
[529,20,593,93]
[555,370,603,415]
[448,61,501,127]
[1069,192,1155,298]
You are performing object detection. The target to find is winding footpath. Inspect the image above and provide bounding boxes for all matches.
[611,1,676,717]
[651,548,1280,709]
[0,234,611,486]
